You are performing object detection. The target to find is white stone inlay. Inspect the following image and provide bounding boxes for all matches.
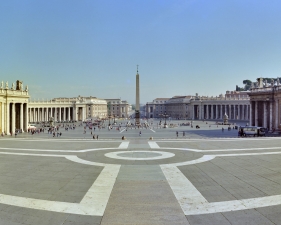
[2,143,281,216]
[0,164,120,216]
[118,142,129,149]
[105,150,175,160]
[162,151,281,215]
[148,141,160,148]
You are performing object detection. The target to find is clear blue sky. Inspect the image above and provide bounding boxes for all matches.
[1,0,281,104]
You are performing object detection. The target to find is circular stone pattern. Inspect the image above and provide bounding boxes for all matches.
[104,151,175,161]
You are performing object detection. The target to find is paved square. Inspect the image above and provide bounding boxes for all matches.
[1,120,281,224]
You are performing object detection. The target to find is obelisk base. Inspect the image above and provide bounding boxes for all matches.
[135,110,140,126]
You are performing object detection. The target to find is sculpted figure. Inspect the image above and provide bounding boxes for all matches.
[25,85,28,91]
[5,81,8,89]
[0,81,3,89]
[11,83,15,90]
[251,82,254,89]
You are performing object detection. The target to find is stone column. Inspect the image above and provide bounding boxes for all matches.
[201,104,204,120]
[6,102,10,134]
[1,102,4,133]
[220,105,223,119]
[275,100,278,129]
[197,105,202,120]
[82,107,85,121]
[58,107,61,121]
[25,103,28,131]
[74,107,77,121]
[90,105,93,118]
[46,108,49,121]
[249,102,252,126]
[63,107,66,121]
[233,105,236,120]
[245,105,248,121]
[32,108,35,122]
[55,107,57,121]
[238,104,240,120]
[20,103,23,132]
[263,102,267,128]
[270,101,273,130]
[11,102,15,134]
[242,105,244,120]
[229,105,231,119]
[255,101,258,126]
[211,105,214,119]
[68,107,71,121]
[214,105,217,119]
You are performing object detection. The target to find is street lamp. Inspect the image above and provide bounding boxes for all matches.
[160,111,169,128]
[108,115,111,126]
[113,114,116,124]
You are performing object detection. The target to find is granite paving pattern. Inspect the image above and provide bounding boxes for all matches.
[0,121,281,224]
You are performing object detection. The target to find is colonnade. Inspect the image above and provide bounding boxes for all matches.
[28,106,85,122]
[193,104,250,121]
[6,102,28,134]
[249,100,276,130]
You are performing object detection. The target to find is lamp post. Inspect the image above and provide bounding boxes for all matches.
[113,114,116,124]
[108,115,111,126]
[160,111,169,128]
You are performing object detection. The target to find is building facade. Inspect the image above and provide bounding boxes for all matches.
[146,98,169,118]
[105,99,132,118]
[0,80,29,134]
[28,96,108,123]
[2,80,132,132]
[248,77,281,130]
[146,91,250,121]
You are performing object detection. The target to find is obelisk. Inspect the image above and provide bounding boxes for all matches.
[135,65,140,125]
